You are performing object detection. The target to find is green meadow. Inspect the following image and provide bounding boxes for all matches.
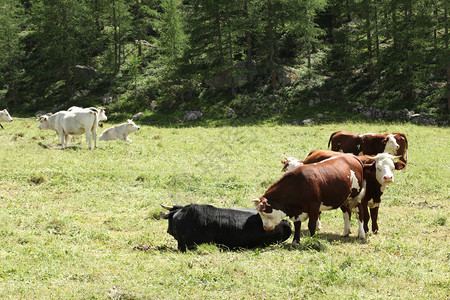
[0,118,448,299]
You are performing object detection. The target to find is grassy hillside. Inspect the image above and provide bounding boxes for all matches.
[0,118,448,299]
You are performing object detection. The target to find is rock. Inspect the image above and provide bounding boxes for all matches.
[362,111,372,118]
[316,113,324,119]
[51,105,65,113]
[35,110,47,117]
[183,111,203,121]
[227,108,235,118]
[302,118,314,125]
[101,93,114,105]
[132,112,144,120]
[150,101,158,112]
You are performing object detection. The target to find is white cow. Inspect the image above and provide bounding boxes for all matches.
[68,106,107,143]
[0,109,13,129]
[38,110,99,149]
[99,119,140,142]
[68,106,107,122]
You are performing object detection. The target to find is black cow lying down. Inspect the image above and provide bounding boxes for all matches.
[161,204,292,252]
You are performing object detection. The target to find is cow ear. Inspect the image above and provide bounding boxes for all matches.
[394,161,406,170]
[160,211,171,219]
[363,161,376,173]
[382,137,388,145]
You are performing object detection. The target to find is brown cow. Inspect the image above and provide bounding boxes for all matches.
[328,131,408,164]
[253,154,366,244]
[300,150,405,234]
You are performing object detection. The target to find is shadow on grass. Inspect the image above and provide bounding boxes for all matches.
[132,244,177,253]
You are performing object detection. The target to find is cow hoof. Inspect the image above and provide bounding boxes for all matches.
[292,240,300,246]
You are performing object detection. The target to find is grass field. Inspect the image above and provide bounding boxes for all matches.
[0,117,448,299]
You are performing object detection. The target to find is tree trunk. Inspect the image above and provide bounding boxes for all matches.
[215,13,226,86]
[366,0,373,82]
[227,26,236,97]
[112,0,119,74]
[244,1,254,83]
[445,5,450,110]
[268,0,276,88]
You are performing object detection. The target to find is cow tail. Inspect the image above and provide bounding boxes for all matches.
[92,110,99,132]
[400,133,408,150]
[328,132,337,149]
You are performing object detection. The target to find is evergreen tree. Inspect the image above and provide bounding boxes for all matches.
[0,0,24,106]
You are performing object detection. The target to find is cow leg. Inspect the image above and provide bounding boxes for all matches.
[86,130,92,150]
[292,221,301,245]
[177,242,187,252]
[316,212,322,230]
[64,134,70,148]
[92,129,97,148]
[307,211,319,238]
[362,201,370,233]
[341,205,351,236]
[370,207,379,234]
[356,203,365,239]
[58,130,65,149]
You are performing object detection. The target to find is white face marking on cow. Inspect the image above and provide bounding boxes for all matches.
[259,209,286,231]
[320,203,333,211]
[349,170,361,191]
[343,212,351,236]
[384,134,399,155]
[371,153,396,186]
[291,212,308,222]
[282,157,303,171]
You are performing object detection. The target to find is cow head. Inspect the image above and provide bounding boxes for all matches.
[364,153,402,186]
[126,119,140,133]
[252,197,286,231]
[383,134,400,155]
[281,156,303,172]
[0,109,13,122]
[37,115,51,130]
[97,107,108,122]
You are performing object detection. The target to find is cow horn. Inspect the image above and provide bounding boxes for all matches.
[160,204,173,210]
[251,198,261,204]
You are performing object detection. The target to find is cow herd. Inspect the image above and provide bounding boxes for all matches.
[1,107,409,252]
[36,107,140,148]
[162,131,408,252]
[0,107,141,147]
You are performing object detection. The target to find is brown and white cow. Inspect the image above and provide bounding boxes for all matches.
[294,149,405,234]
[328,131,408,164]
[253,154,366,244]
